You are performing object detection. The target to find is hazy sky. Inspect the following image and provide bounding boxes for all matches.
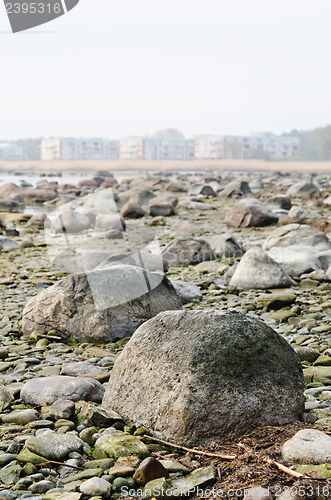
[1,0,331,139]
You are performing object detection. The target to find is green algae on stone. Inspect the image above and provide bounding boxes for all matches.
[270,309,295,322]
[311,408,331,420]
[171,467,215,495]
[92,448,108,460]
[23,462,38,476]
[159,460,190,474]
[303,366,331,386]
[311,325,331,334]
[60,468,102,485]
[79,426,98,447]
[17,446,47,465]
[83,458,114,470]
[113,476,136,492]
[295,463,331,479]
[300,279,319,289]
[95,432,150,459]
[314,355,331,367]
[142,467,215,499]
[54,419,76,430]
[143,477,172,499]
[257,293,296,310]
[0,461,22,485]
[293,334,313,345]
[314,417,331,432]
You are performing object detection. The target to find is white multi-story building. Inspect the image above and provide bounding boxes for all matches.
[119,136,194,160]
[194,135,225,159]
[41,138,119,161]
[239,133,300,159]
[144,137,194,160]
[119,137,144,160]
[40,139,61,161]
[40,132,300,161]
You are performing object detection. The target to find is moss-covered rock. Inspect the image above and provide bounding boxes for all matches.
[314,355,331,367]
[60,468,102,485]
[303,366,331,386]
[295,463,331,479]
[94,432,150,459]
[83,458,114,470]
[0,461,22,485]
[17,446,47,465]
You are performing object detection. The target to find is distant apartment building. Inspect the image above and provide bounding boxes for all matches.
[41,139,61,160]
[119,137,144,160]
[194,135,225,159]
[0,142,25,161]
[77,139,119,160]
[269,134,300,159]
[119,136,194,160]
[144,137,194,160]
[234,133,300,160]
[40,132,300,161]
[41,138,119,161]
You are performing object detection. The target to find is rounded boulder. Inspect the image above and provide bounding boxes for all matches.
[103,310,304,446]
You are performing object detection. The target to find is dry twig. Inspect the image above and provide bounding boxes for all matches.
[144,435,236,460]
[237,442,330,481]
[36,460,85,470]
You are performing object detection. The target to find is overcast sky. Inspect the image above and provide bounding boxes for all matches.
[0,0,331,139]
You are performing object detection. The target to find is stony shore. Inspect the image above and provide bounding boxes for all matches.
[0,169,330,499]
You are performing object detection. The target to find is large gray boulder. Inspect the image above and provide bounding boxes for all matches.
[148,197,175,217]
[22,265,181,341]
[262,224,331,251]
[26,213,48,229]
[225,199,278,228]
[19,188,57,203]
[165,181,187,193]
[261,224,331,277]
[171,280,203,304]
[229,247,292,289]
[267,246,323,278]
[262,224,331,277]
[127,189,155,211]
[282,429,331,464]
[21,376,105,405]
[190,184,217,197]
[221,180,251,198]
[120,203,146,219]
[206,234,245,258]
[103,310,304,446]
[95,213,125,231]
[286,181,319,197]
[52,207,92,233]
[162,237,216,266]
[288,206,311,219]
[0,183,20,197]
[0,236,19,251]
[25,431,84,461]
[0,199,20,212]
[267,195,292,211]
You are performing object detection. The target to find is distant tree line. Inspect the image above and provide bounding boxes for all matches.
[286,124,331,161]
[15,138,41,160]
